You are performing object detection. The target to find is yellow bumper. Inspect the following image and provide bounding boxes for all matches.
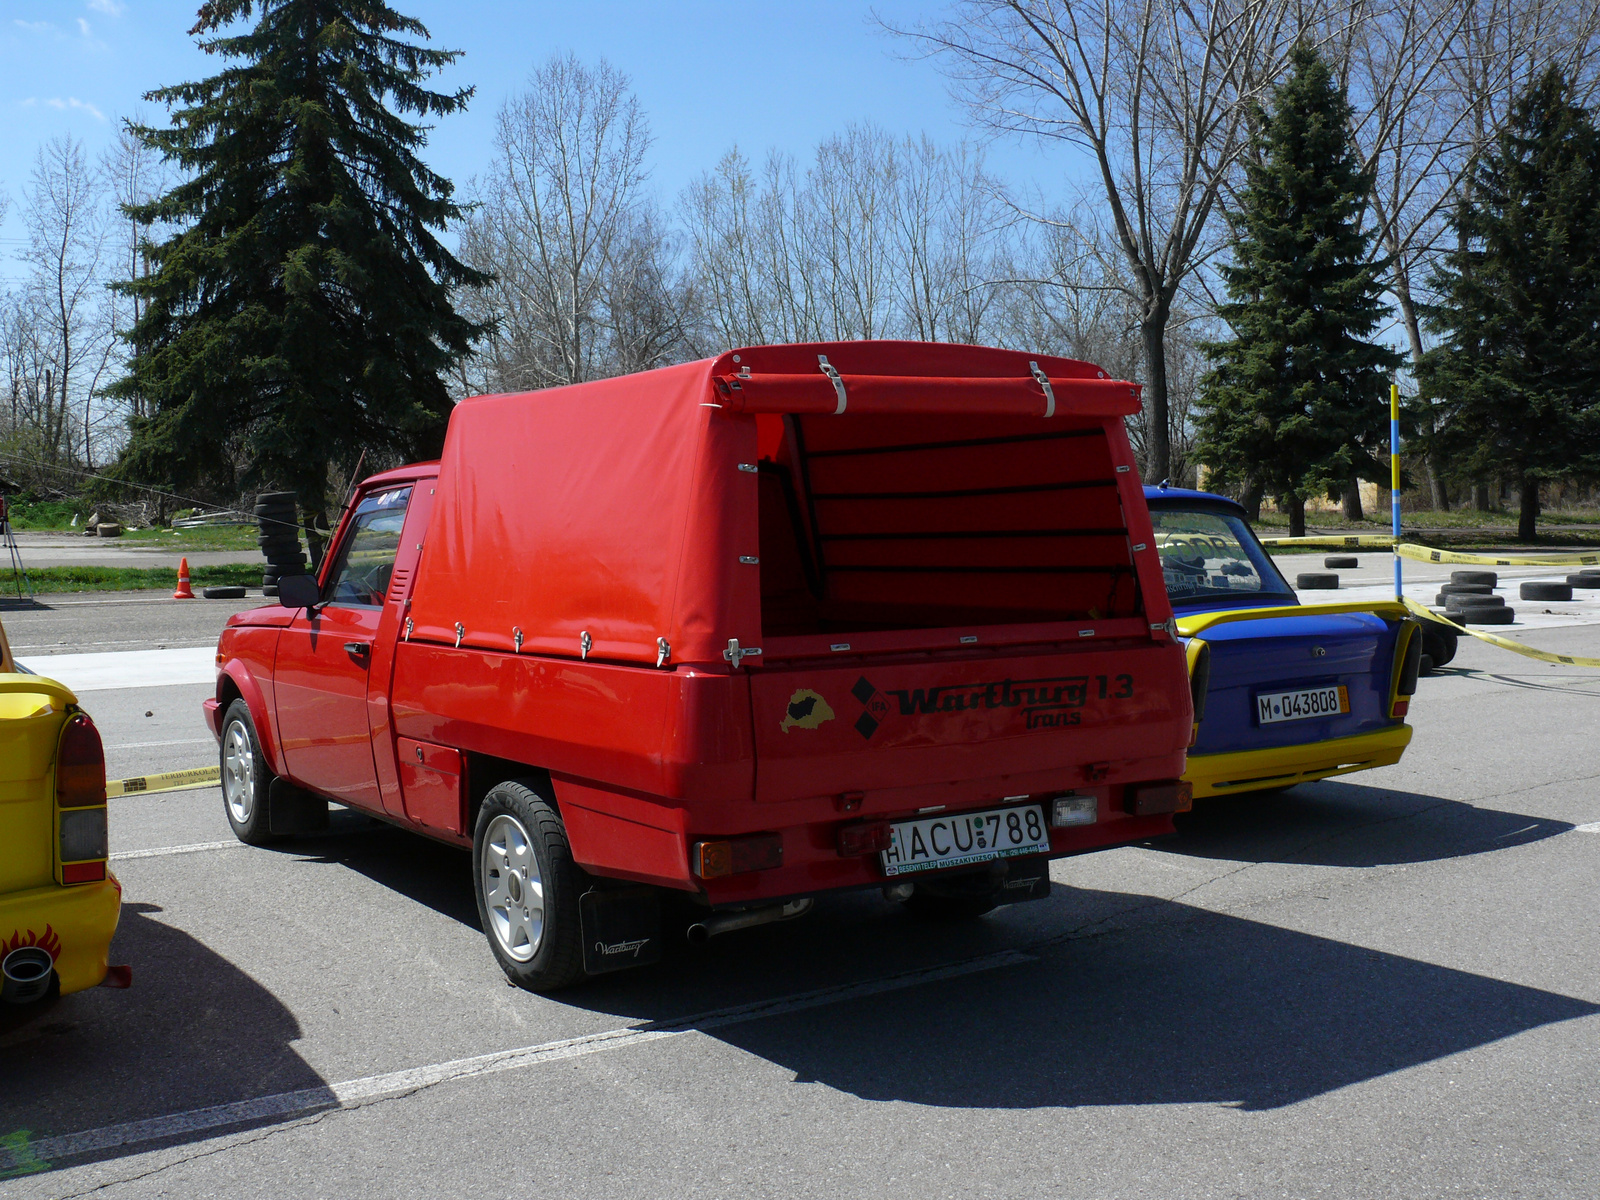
[1185,725,1413,799]
[1,875,121,997]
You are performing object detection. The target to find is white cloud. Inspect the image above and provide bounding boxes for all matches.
[87,0,126,14]
[34,96,107,121]
[76,17,91,36]
[14,19,54,32]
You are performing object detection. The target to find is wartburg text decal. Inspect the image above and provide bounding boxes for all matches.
[852,673,1134,737]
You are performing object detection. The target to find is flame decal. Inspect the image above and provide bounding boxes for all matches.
[2,925,62,961]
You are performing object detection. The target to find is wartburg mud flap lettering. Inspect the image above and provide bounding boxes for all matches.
[580,887,663,975]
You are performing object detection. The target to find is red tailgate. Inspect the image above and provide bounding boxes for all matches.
[750,641,1190,803]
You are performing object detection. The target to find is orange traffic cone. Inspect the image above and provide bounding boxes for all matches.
[172,557,195,600]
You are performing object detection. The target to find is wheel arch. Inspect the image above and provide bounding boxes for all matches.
[464,753,555,837]
[218,662,284,776]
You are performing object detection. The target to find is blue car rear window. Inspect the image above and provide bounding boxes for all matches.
[1151,508,1294,605]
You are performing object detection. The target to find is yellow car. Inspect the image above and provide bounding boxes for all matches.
[0,612,121,1019]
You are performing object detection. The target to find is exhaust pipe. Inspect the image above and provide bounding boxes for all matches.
[2,947,55,1006]
[687,898,813,945]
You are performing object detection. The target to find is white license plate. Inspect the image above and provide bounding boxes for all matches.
[880,804,1050,877]
[1256,685,1349,725]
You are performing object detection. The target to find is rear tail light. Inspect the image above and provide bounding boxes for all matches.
[692,834,783,879]
[1123,780,1193,816]
[1390,620,1423,718]
[57,713,106,808]
[1051,794,1098,827]
[56,712,108,885]
[836,822,892,857]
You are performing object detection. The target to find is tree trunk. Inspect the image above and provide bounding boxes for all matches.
[1286,492,1306,538]
[1139,310,1171,484]
[1242,477,1264,522]
[1518,472,1540,542]
[1342,472,1364,521]
[1473,480,1493,511]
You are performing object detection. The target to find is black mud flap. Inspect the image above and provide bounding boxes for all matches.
[267,778,329,835]
[997,857,1051,905]
[581,887,663,976]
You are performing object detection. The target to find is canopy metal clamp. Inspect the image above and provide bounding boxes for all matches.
[454,622,465,648]
[656,637,671,668]
[513,626,524,653]
[580,630,592,660]
[1029,361,1056,418]
[818,355,847,414]
[723,639,763,669]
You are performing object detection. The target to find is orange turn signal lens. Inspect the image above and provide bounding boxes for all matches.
[1123,780,1193,816]
[691,834,783,879]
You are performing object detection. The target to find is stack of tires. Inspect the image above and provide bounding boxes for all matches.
[1435,570,1513,625]
[256,492,307,597]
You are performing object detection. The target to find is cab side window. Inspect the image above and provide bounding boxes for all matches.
[323,487,413,607]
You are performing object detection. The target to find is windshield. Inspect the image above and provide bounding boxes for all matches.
[1149,507,1294,606]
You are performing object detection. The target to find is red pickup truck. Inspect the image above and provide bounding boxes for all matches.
[207,341,1196,990]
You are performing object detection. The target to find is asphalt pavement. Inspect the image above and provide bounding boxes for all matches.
[2,579,1599,1197]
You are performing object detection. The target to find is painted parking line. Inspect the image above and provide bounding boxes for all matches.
[15,647,215,693]
[14,949,1033,1170]
[111,840,243,862]
[109,738,216,751]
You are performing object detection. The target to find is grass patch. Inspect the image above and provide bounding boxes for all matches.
[8,563,263,595]
[122,525,263,552]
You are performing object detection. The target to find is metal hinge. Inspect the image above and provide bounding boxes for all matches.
[723,639,763,668]
[818,354,847,414]
[1029,361,1056,418]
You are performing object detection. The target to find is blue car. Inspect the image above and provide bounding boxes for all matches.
[1146,487,1422,798]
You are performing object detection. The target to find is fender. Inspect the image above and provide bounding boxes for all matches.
[218,660,287,778]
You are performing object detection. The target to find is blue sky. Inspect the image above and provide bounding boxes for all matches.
[0,0,1063,278]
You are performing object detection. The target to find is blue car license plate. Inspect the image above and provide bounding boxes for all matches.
[1256,685,1349,725]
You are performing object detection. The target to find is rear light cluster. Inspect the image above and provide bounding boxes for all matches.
[692,834,783,879]
[1390,620,1423,719]
[56,713,108,885]
[1122,780,1192,816]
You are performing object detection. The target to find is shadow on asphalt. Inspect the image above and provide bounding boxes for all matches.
[7,780,1594,1174]
[1166,778,1572,868]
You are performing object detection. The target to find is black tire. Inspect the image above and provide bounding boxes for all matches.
[202,586,248,599]
[1418,653,1436,676]
[262,585,279,597]
[1567,574,1600,588]
[1458,606,1515,624]
[1421,623,1459,668]
[904,887,1001,920]
[1521,581,1573,601]
[265,555,308,570]
[255,491,296,506]
[1451,570,1497,586]
[1447,594,1505,608]
[1439,582,1492,596]
[257,532,300,548]
[1296,572,1339,590]
[1324,555,1359,569]
[219,699,281,846]
[472,781,587,992]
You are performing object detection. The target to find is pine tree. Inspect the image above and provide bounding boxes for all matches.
[110,0,488,539]
[1422,67,1600,542]
[1196,42,1401,538]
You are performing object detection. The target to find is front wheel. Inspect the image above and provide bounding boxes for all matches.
[220,699,280,846]
[472,781,587,992]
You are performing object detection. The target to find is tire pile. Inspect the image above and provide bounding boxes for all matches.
[1435,570,1514,624]
[256,491,309,597]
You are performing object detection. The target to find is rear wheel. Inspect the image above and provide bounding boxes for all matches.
[220,699,279,845]
[472,781,587,992]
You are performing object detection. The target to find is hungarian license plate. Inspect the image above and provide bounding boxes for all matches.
[880,804,1050,877]
[1256,684,1349,725]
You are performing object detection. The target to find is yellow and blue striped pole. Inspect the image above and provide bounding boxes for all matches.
[1391,382,1402,600]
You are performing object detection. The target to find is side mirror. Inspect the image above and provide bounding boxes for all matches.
[276,573,321,611]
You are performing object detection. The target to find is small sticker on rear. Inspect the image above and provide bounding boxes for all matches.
[781,689,836,732]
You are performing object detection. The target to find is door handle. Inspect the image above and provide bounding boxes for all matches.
[344,642,371,664]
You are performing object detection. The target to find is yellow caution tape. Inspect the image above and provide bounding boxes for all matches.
[1396,543,1600,568]
[107,765,221,798]
[1403,597,1600,668]
[1257,534,1397,548]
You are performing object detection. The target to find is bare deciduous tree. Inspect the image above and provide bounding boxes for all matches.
[895,0,1300,483]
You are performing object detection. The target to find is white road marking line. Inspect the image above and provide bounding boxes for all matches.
[22,949,1032,1167]
[109,738,216,750]
[111,840,242,861]
[15,647,216,692]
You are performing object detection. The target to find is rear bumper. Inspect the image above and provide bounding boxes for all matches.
[0,875,121,996]
[1184,724,1413,798]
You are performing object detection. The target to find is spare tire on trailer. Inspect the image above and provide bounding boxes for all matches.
[1520,581,1573,601]
[1296,572,1339,590]
[1324,555,1358,569]
[1451,570,1497,586]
